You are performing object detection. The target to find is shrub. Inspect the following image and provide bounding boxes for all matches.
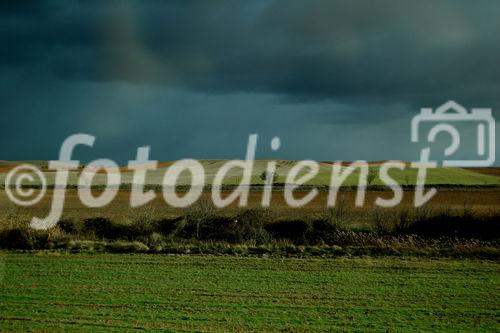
[234,209,274,244]
[264,219,310,244]
[83,217,114,238]
[128,205,159,236]
[398,208,413,229]
[307,218,343,245]
[156,216,184,236]
[402,210,500,240]
[327,194,348,226]
[179,199,220,239]
[184,198,217,221]
[57,219,78,234]
[371,208,391,234]
[114,223,138,240]
[371,207,500,240]
[0,228,35,249]
[197,216,239,242]
[0,228,59,249]
[172,210,273,243]
[176,217,198,239]
[83,217,139,240]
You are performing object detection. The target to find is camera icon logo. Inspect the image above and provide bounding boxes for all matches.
[411,101,495,166]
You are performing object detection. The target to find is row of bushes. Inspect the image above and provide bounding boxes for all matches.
[372,207,500,239]
[60,215,335,245]
[2,237,499,259]
[1,207,498,256]
[60,208,499,244]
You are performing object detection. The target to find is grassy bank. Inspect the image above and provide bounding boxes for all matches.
[0,254,498,332]
[1,204,499,258]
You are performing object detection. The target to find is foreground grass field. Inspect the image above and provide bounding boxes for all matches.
[0,254,498,332]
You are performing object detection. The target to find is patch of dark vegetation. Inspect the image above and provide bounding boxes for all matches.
[0,229,37,249]
[264,219,310,244]
[0,228,60,250]
[186,215,239,242]
[373,207,500,240]
[156,216,183,236]
[83,217,115,238]
[0,207,499,258]
[57,218,78,234]
[306,218,344,245]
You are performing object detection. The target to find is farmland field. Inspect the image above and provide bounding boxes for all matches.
[1,162,499,331]
[0,253,499,332]
[1,189,499,229]
[1,161,499,186]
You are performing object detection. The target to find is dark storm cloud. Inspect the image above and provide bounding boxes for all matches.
[0,1,499,162]
[2,0,499,109]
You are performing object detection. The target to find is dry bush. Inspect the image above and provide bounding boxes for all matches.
[327,193,348,228]
[126,203,160,236]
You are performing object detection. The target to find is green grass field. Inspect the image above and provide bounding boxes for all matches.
[0,253,498,332]
[1,160,499,186]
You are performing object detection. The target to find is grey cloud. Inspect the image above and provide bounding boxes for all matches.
[2,1,499,109]
[0,1,499,163]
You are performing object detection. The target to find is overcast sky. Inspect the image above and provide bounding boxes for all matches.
[1,1,499,164]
